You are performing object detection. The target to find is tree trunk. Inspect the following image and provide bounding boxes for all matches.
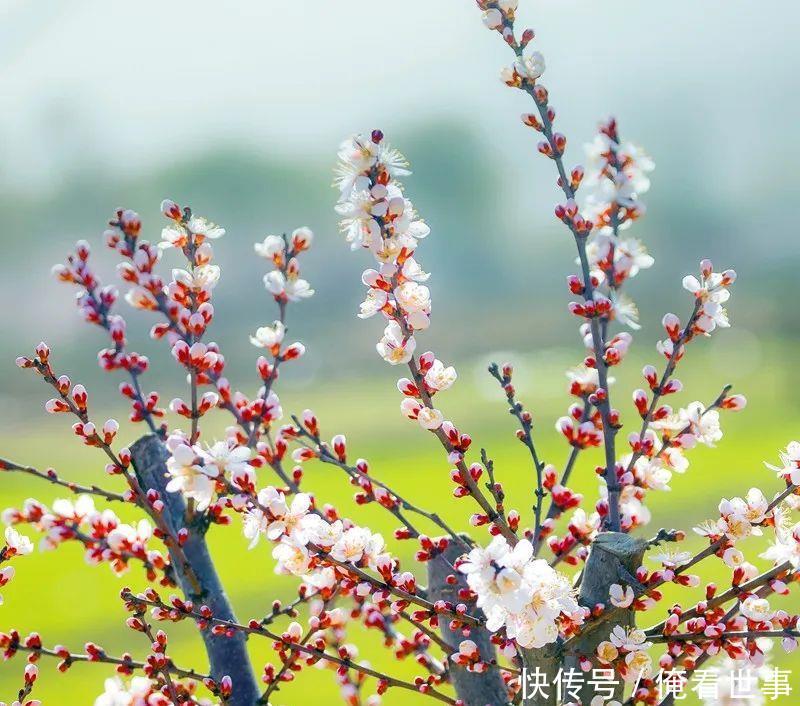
[427,538,510,706]
[563,532,647,705]
[131,434,261,706]
[519,645,559,706]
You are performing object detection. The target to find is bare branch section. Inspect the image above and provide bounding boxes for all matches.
[0,458,127,503]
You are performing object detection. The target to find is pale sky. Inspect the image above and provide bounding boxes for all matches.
[1,0,798,191]
[0,0,798,413]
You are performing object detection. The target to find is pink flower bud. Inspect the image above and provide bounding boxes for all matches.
[721,394,747,411]
[161,199,182,221]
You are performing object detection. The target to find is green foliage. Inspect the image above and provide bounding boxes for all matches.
[1,343,798,703]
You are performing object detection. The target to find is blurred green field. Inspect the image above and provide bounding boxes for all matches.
[1,341,798,705]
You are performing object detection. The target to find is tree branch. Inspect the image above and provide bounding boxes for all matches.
[130,433,260,705]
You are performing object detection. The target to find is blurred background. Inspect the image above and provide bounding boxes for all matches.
[0,0,798,703]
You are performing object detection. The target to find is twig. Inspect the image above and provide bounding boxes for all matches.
[122,591,458,705]
[0,458,127,503]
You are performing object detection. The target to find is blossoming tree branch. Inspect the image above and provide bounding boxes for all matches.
[1,2,798,705]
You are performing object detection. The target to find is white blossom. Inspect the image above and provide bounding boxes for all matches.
[614,238,654,278]
[254,235,285,260]
[765,441,800,485]
[417,407,444,430]
[330,527,386,569]
[481,8,503,29]
[582,134,654,235]
[94,676,153,706]
[106,520,152,555]
[679,402,723,447]
[264,270,314,302]
[741,595,774,623]
[164,435,217,510]
[609,625,650,652]
[761,506,800,567]
[250,321,286,350]
[611,292,640,330]
[358,288,388,319]
[4,526,33,556]
[50,495,96,523]
[198,441,251,479]
[609,583,634,608]
[172,264,220,291]
[394,281,431,316]
[682,263,736,334]
[243,507,269,549]
[335,135,409,198]
[722,546,746,568]
[335,137,429,262]
[301,514,343,548]
[376,321,416,365]
[187,216,225,240]
[629,455,673,492]
[272,540,312,576]
[513,51,545,80]
[649,550,692,568]
[424,360,457,392]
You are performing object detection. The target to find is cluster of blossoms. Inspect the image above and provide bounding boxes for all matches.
[460,536,585,649]
[335,132,452,430]
[162,433,252,512]
[4,195,330,703]
[327,117,773,706]
[695,489,770,548]
[578,119,656,332]
[241,482,392,595]
[3,496,165,582]
[333,134,591,656]
[255,227,314,303]
[1,2,799,706]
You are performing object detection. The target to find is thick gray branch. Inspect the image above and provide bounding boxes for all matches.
[519,644,559,706]
[564,532,647,704]
[131,434,260,705]
[427,539,510,706]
